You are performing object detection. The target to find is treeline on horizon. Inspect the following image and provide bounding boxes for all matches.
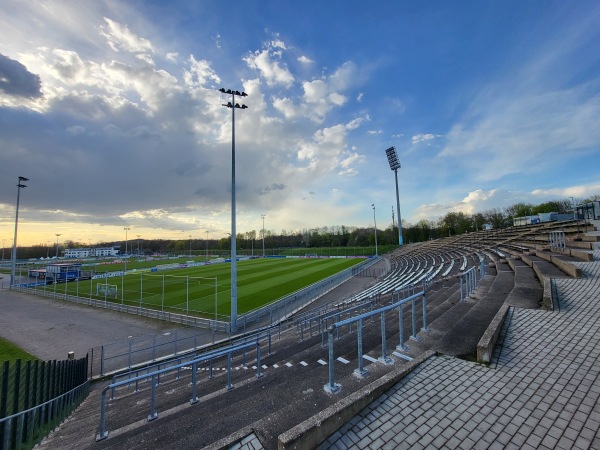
[10,197,598,260]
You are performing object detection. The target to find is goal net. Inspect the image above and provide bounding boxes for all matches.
[96,283,118,298]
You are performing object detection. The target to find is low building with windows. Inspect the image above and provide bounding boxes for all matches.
[63,246,120,258]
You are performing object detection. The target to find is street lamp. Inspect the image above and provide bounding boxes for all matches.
[189,235,192,257]
[219,87,248,333]
[55,233,61,259]
[371,204,378,257]
[385,146,404,246]
[137,235,141,255]
[11,176,28,286]
[261,214,266,257]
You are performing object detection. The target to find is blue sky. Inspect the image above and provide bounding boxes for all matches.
[1,0,599,246]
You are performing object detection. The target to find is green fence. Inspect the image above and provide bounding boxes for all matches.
[0,356,88,449]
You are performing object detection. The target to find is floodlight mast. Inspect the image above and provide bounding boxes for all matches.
[219,87,248,333]
[10,176,28,287]
[385,146,404,246]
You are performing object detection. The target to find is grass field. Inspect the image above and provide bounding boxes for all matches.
[0,337,38,363]
[40,257,364,319]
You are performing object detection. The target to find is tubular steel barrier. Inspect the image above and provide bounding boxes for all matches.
[108,328,275,398]
[0,381,89,450]
[96,341,264,441]
[324,290,427,393]
[459,259,487,302]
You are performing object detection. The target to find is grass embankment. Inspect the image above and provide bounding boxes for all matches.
[0,337,37,363]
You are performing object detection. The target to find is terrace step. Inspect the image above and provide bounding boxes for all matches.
[433,268,514,359]
[504,259,543,309]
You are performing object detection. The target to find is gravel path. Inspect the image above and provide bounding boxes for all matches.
[0,289,188,361]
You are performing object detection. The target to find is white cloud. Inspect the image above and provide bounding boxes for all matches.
[183,55,220,87]
[297,55,313,64]
[412,133,442,144]
[244,41,294,88]
[356,92,364,102]
[99,18,155,54]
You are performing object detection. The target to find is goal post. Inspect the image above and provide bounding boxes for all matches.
[96,283,118,298]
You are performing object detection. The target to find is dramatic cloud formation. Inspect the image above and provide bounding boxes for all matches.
[0,1,599,246]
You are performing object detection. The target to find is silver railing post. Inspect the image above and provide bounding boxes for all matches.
[324,327,340,393]
[410,298,419,340]
[96,388,109,441]
[148,375,158,421]
[354,318,367,377]
[379,312,393,364]
[190,362,199,405]
[421,292,429,332]
[397,302,407,351]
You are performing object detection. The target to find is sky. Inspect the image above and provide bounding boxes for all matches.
[1,0,600,247]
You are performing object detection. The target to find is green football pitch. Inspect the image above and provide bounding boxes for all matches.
[46,257,364,319]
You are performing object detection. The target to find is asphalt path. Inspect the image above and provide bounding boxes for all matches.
[0,288,188,361]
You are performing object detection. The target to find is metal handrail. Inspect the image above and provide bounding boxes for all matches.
[96,340,263,441]
[324,290,427,393]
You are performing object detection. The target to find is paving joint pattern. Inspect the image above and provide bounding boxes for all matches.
[318,250,600,449]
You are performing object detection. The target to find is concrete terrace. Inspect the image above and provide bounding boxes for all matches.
[318,250,600,450]
[35,222,599,449]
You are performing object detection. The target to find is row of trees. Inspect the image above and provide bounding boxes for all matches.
[4,197,597,260]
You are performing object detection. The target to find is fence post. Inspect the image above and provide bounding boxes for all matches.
[421,293,429,333]
[324,327,340,394]
[190,362,199,405]
[410,299,420,341]
[378,312,393,364]
[397,304,407,351]
[354,318,367,378]
[148,375,158,421]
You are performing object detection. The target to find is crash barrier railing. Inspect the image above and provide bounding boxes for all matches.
[459,258,487,302]
[324,290,427,393]
[97,340,264,441]
[319,300,378,347]
[0,381,89,450]
[236,257,381,331]
[108,327,275,398]
[296,296,381,342]
[90,326,229,378]
[549,230,566,250]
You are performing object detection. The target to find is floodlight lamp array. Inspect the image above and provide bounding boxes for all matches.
[385,146,401,171]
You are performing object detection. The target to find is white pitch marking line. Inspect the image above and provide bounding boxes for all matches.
[363,355,378,363]
[392,351,413,361]
[317,359,327,365]
[300,361,308,366]
[337,357,350,364]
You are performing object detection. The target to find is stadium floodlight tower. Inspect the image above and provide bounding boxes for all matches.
[385,146,404,246]
[261,214,266,257]
[371,204,378,257]
[10,176,28,287]
[219,87,248,333]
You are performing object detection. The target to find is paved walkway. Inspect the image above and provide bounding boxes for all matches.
[318,250,600,449]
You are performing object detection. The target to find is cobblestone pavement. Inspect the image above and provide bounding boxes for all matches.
[318,250,600,450]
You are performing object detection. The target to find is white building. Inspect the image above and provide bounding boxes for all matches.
[64,246,120,258]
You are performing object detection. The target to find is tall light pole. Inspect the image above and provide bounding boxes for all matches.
[55,233,61,259]
[205,231,209,262]
[570,196,577,220]
[261,214,266,257]
[2,238,6,261]
[189,235,192,257]
[371,203,378,257]
[137,235,141,255]
[219,87,248,333]
[11,176,28,286]
[385,146,404,246]
[124,227,130,255]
